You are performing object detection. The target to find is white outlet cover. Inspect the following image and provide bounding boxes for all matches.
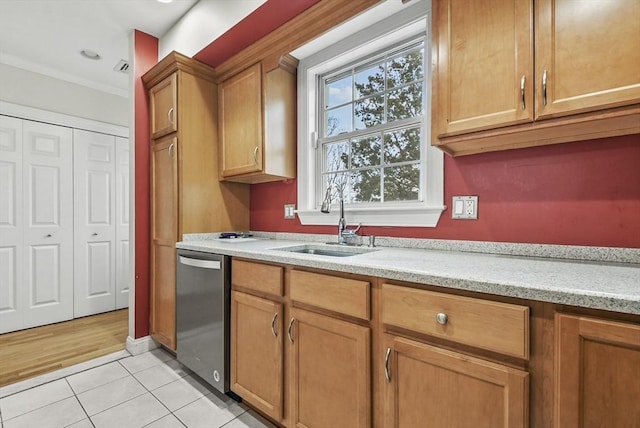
[451,196,478,219]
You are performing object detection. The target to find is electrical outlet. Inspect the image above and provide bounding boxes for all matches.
[451,196,478,219]
[284,204,296,219]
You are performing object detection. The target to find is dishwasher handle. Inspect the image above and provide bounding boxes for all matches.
[179,256,222,270]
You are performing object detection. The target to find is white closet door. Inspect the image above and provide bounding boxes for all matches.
[0,116,25,334]
[22,120,74,328]
[115,136,130,309]
[73,129,116,317]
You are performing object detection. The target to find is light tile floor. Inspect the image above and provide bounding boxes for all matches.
[0,348,275,428]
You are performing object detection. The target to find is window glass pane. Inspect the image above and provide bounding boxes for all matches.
[355,64,384,99]
[383,164,420,201]
[384,127,421,164]
[350,168,381,203]
[325,105,353,136]
[323,141,349,172]
[386,47,424,89]
[387,83,423,121]
[322,172,349,204]
[325,75,352,108]
[354,95,384,130]
[351,135,381,168]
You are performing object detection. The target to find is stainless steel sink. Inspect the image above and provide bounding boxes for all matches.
[272,244,376,257]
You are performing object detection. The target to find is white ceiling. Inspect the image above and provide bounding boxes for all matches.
[0,0,262,98]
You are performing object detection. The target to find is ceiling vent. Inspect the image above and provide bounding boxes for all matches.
[113,59,130,73]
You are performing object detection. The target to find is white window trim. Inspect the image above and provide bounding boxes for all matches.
[294,0,444,227]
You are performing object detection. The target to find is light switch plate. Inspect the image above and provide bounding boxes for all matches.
[451,196,478,219]
[284,204,296,219]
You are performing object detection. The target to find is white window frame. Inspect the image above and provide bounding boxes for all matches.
[294,0,444,227]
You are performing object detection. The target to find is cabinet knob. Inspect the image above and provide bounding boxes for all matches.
[45,234,52,238]
[436,312,448,325]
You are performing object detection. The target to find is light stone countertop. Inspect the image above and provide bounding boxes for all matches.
[177,233,640,315]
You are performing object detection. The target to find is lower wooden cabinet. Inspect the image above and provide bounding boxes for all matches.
[382,334,529,428]
[231,291,284,421]
[554,313,640,427]
[229,260,640,428]
[288,307,371,428]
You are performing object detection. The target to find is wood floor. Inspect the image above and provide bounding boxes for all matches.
[0,309,128,387]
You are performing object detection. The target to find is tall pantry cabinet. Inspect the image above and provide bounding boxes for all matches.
[143,52,250,350]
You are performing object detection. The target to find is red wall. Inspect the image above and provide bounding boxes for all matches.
[250,135,640,248]
[133,30,158,338]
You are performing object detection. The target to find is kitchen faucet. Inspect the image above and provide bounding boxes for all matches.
[320,185,361,244]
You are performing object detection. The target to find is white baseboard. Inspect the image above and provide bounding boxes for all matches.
[126,335,159,356]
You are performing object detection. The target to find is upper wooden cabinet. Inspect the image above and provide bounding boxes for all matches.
[218,57,297,184]
[143,52,250,350]
[149,73,177,139]
[535,0,640,119]
[433,0,534,137]
[432,0,640,156]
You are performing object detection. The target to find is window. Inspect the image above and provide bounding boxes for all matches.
[320,40,425,206]
[294,0,443,227]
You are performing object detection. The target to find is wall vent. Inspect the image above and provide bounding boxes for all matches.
[113,59,129,73]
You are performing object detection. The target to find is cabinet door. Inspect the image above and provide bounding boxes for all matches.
[73,129,116,317]
[382,335,528,428]
[219,63,263,178]
[536,0,640,119]
[22,121,74,330]
[433,0,533,136]
[231,291,284,422]
[150,135,178,350]
[289,307,370,428]
[0,116,24,334]
[555,314,640,427]
[150,74,178,139]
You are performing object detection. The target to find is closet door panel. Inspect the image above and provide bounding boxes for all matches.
[115,136,130,309]
[73,129,116,317]
[22,120,73,328]
[0,116,24,333]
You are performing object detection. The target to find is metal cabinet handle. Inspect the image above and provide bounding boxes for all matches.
[287,318,295,344]
[542,69,548,106]
[436,312,448,325]
[92,233,98,236]
[271,313,278,338]
[45,234,52,238]
[384,347,391,383]
[520,75,526,110]
[168,143,175,158]
[167,107,174,125]
[252,146,259,164]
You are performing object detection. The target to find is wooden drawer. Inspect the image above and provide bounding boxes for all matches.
[232,260,283,296]
[382,283,529,359]
[290,270,370,321]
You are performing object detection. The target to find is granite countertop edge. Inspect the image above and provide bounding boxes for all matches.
[177,233,640,316]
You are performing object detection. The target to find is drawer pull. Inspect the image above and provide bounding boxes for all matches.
[436,312,448,325]
[287,317,295,344]
[384,347,392,383]
[271,313,278,338]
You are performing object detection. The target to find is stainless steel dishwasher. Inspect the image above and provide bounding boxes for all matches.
[176,249,230,393]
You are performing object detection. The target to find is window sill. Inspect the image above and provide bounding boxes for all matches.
[297,205,445,228]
